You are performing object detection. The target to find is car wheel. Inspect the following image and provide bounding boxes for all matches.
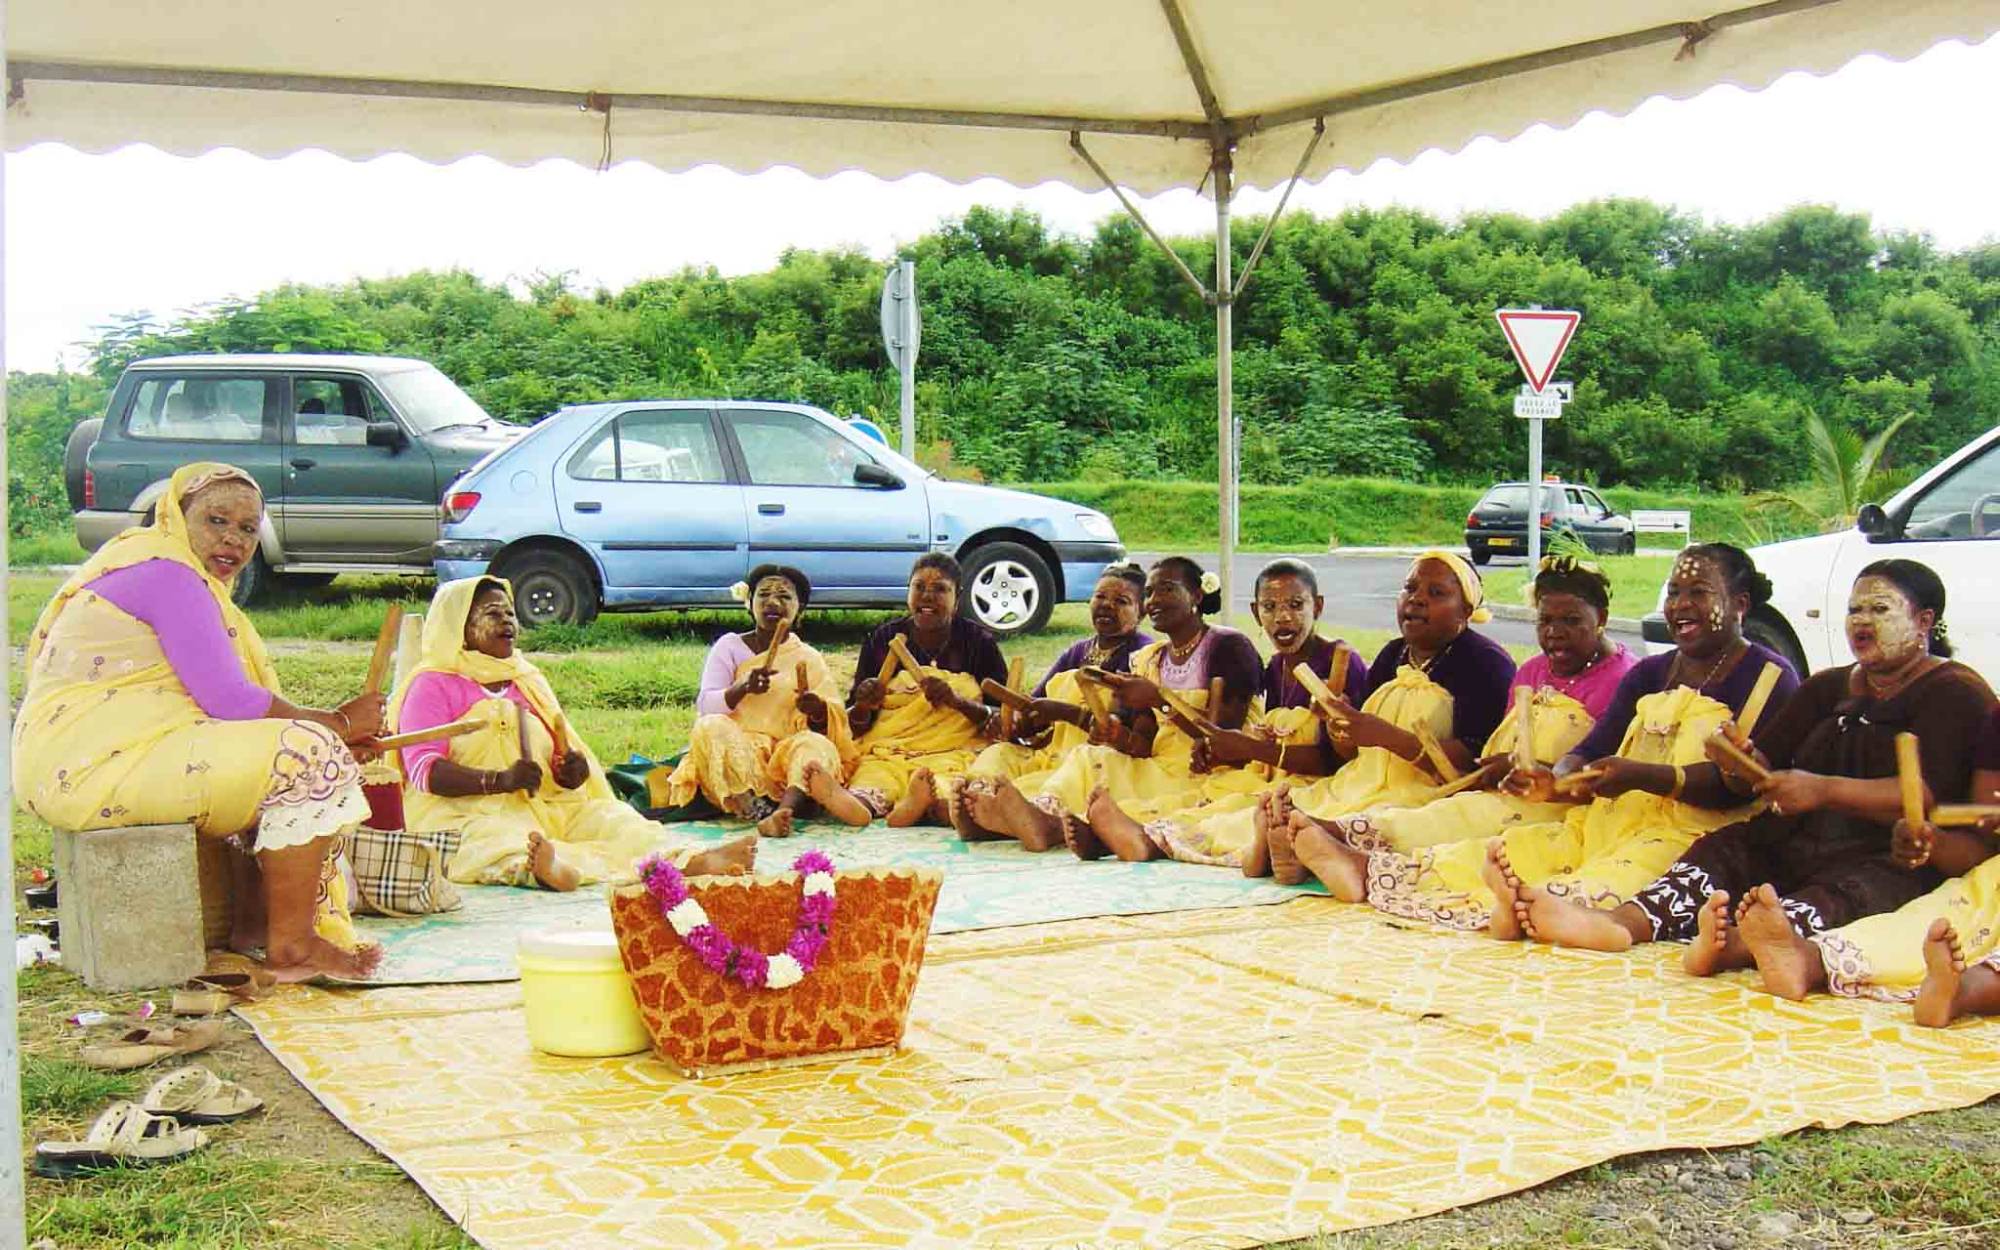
[1620,533,1636,556]
[960,542,1054,637]
[63,418,104,512]
[496,548,599,629]
[229,552,274,608]
[1743,611,1807,679]
[1469,546,1491,567]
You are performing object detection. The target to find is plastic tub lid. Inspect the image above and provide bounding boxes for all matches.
[517,927,623,962]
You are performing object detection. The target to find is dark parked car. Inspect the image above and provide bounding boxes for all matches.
[1463,479,1635,564]
[70,354,523,603]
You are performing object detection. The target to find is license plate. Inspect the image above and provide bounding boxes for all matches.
[1489,537,1517,548]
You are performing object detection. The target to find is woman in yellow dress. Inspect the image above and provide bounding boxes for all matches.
[1075,558,1372,866]
[392,577,754,888]
[1265,557,1634,908]
[949,564,1152,834]
[1347,544,1798,935]
[844,553,1009,826]
[661,564,869,837]
[960,557,1265,853]
[14,462,385,981]
[1195,552,1520,879]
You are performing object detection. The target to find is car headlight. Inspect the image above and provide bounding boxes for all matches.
[1076,512,1118,541]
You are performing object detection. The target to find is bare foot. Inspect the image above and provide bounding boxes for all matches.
[803,761,871,827]
[722,791,758,820]
[1240,818,1272,878]
[1086,786,1159,862]
[266,934,381,983]
[1736,884,1825,998]
[685,833,758,877]
[526,829,582,892]
[1521,887,1634,951]
[1063,815,1108,860]
[1682,891,1742,977]
[757,807,795,838]
[887,768,936,828]
[1915,917,1968,1028]
[1484,840,1525,941]
[1293,820,1367,902]
[969,778,1066,852]
[1257,801,1307,886]
[949,780,1001,841]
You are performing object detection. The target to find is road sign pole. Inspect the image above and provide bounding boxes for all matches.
[1526,415,1543,571]
[897,259,917,458]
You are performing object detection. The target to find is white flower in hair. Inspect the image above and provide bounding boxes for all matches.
[729,581,751,603]
[1199,571,1221,595]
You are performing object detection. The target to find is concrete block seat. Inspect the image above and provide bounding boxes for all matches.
[53,822,207,991]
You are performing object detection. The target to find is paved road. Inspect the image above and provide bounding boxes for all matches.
[1128,550,1642,652]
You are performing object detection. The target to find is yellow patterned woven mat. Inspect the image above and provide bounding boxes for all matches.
[238,898,2000,1249]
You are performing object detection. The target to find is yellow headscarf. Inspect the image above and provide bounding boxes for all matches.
[1411,549,1493,625]
[25,461,277,686]
[387,576,616,799]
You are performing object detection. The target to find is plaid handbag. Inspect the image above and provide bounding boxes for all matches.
[346,827,464,917]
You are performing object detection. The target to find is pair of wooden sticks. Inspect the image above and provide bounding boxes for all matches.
[1292,645,1462,784]
[355,605,483,751]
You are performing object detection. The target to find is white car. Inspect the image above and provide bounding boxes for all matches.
[1643,424,2000,681]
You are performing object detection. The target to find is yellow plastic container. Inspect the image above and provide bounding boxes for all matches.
[516,928,652,1057]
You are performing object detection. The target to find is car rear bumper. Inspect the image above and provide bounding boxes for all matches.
[1640,612,1677,656]
[75,510,144,552]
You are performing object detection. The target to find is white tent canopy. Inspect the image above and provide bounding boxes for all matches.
[7,1,1996,192]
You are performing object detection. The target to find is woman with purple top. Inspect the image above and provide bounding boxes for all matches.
[949,564,1150,831]
[14,463,386,982]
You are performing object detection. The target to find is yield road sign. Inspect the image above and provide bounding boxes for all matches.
[1495,309,1580,393]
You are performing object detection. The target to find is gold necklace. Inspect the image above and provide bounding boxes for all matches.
[1673,639,1742,692]
[1167,626,1209,665]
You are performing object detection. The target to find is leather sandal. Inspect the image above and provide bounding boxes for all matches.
[32,1102,209,1178]
[79,1020,225,1072]
[172,973,269,1016]
[140,1065,264,1125]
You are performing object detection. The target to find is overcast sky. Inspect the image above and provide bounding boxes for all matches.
[4,34,1997,373]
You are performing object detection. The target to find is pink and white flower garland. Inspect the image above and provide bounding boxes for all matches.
[638,849,837,990]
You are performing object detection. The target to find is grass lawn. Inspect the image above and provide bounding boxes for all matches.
[11,575,1998,1248]
[1481,552,1676,620]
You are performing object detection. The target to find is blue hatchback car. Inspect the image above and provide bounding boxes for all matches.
[433,400,1126,637]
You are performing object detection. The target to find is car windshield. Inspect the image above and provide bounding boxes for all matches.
[378,365,495,434]
[1482,485,1563,511]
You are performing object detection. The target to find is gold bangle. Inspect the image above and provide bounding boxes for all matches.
[1668,764,1686,801]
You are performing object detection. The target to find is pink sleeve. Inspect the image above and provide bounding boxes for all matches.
[695,634,756,716]
[88,560,273,720]
[398,671,475,793]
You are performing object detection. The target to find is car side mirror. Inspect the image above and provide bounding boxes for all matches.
[365,420,408,450]
[1856,503,1895,540]
[854,463,904,489]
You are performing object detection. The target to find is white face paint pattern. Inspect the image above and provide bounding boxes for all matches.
[1847,575,1924,666]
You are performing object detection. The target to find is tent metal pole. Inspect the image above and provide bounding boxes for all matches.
[1232,119,1324,302]
[1068,134,1212,304]
[1213,146,1236,622]
[1,10,27,1241]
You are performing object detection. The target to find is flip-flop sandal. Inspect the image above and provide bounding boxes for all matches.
[140,1065,264,1124]
[32,1101,209,1178]
[78,1020,226,1072]
[172,973,269,1016]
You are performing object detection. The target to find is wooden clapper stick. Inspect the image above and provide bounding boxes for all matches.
[363,605,404,700]
[371,718,485,751]
[1073,666,1114,726]
[1895,732,1926,830]
[1290,661,1349,725]
[886,634,923,684]
[1933,804,2000,827]
[758,618,791,674]
[1700,662,1785,789]
[999,656,1026,738]
[1432,687,1532,801]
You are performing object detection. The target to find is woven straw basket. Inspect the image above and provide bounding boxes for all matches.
[610,865,942,1078]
